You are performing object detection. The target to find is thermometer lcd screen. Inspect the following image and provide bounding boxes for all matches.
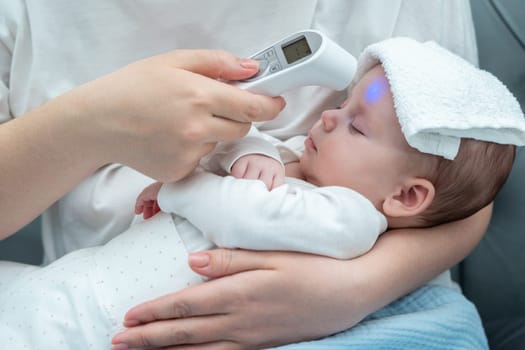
[282,36,312,64]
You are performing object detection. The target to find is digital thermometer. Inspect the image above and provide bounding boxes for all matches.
[232,30,357,96]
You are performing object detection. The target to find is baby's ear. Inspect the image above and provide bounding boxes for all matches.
[382,178,435,218]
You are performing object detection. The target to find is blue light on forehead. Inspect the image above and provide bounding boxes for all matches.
[365,77,387,104]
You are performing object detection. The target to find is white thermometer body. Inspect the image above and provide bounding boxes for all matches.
[232,30,357,96]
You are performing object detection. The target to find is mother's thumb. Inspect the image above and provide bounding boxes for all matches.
[188,249,269,278]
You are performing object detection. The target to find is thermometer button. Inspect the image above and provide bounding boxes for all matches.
[269,62,282,73]
[263,48,276,59]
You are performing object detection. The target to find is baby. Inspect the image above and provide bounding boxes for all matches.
[0,38,522,350]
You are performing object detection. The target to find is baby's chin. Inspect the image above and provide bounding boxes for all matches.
[302,171,321,187]
[295,160,316,185]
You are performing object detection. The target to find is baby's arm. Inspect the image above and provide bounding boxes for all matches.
[143,125,387,259]
[157,171,387,259]
[200,125,284,176]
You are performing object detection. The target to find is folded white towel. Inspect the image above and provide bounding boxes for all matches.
[352,37,525,159]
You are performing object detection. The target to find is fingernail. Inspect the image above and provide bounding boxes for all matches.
[278,97,287,110]
[239,58,259,70]
[111,343,128,350]
[123,319,140,327]
[189,252,210,268]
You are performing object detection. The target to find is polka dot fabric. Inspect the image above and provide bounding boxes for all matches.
[0,213,213,349]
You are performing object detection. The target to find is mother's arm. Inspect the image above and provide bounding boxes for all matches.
[112,204,492,350]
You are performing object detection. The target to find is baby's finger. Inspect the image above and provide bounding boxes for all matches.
[153,201,160,215]
[143,201,156,219]
[242,163,262,181]
[230,160,248,179]
[259,171,275,190]
[271,172,286,190]
[135,201,144,215]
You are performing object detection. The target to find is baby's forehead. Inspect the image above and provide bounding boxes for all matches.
[364,76,389,105]
[349,65,392,107]
[348,65,388,93]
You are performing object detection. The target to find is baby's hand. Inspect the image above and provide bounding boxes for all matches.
[135,182,163,219]
[231,154,285,190]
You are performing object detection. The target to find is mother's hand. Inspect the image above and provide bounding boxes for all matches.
[112,249,366,349]
[63,49,286,183]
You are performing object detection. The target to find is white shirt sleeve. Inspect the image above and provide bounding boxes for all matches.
[0,0,18,123]
[158,171,387,259]
[200,125,307,175]
[199,126,284,174]
[243,125,306,164]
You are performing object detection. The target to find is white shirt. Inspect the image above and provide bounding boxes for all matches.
[0,0,478,263]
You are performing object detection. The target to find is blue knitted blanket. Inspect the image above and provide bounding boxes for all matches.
[273,284,488,350]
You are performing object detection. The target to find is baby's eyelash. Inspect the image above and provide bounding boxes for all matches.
[348,123,364,135]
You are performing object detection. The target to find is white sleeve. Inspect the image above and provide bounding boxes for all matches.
[158,171,387,259]
[200,125,307,174]
[199,125,283,174]
[0,0,19,123]
[243,125,306,164]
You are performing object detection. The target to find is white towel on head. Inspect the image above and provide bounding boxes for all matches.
[352,37,525,159]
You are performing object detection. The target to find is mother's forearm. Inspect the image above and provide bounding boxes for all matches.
[344,203,492,317]
[0,94,106,239]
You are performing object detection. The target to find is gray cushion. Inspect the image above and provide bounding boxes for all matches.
[0,218,42,265]
[459,148,525,348]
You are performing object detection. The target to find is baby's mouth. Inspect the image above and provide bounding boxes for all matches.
[305,133,317,151]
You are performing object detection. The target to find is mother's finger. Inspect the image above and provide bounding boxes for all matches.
[181,70,285,124]
[112,315,237,349]
[209,81,286,123]
[197,115,251,143]
[161,341,240,350]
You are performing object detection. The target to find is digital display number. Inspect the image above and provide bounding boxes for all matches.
[282,36,312,64]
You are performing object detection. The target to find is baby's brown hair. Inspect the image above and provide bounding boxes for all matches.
[413,139,515,226]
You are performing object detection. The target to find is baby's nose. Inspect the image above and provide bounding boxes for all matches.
[321,110,338,131]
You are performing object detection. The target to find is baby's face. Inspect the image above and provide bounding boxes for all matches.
[300,65,414,206]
